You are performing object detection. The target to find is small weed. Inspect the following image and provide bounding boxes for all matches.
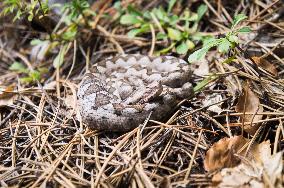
[119,0,208,55]
[2,0,50,21]
[9,62,47,83]
[190,14,251,93]
[188,14,251,63]
[3,0,97,79]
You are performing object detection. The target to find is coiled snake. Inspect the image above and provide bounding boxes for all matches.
[77,54,192,131]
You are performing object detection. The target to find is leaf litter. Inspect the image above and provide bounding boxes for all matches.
[210,138,283,188]
[235,81,264,135]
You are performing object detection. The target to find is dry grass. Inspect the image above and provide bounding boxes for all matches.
[0,0,283,187]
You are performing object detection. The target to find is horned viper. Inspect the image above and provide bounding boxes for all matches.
[77,54,192,131]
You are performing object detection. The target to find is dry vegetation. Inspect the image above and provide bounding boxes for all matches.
[0,0,283,187]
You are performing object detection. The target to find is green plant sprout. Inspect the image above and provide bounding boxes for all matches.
[2,0,96,84]
[9,62,47,83]
[190,14,251,93]
[119,0,208,55]
[188,13,251,63]
[2,0,50,21]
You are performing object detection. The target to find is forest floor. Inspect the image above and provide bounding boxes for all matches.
[0,0,283,187]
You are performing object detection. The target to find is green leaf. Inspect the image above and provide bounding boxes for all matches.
[228,35,239,43]
[218,38,231,53]
[9,62,28,73]
[53,44,68,68]
[29,71,41,81]
[176,42,189,54]
[127,5,143,17]
[238,26,251,33]
[20,77,33,83]
[156,32,167,40]
[188,23,198,33]
[127,28,143,38]
[167,0,177,13]
[186,39,195,50]
[187,13,198,21]
[188,38,222,63]
[202,38,221,48]
[222,56,236,64]
[27,13,34,21]
[30,39,44,46]
[38,67,48,74]
[183,9,190,18]
[41,1,50,14]
[188,47,210,63]
[232,13,247,29]
[158,43,176,54]
[127,29,141,38]
[195,35,214,44]
[120,14,141,25]
[197,4,207,22]
[13,10,22,21]
[3,7,13,15]
[191,33,203,41]
[62,26,77,41]
[143,11,151,19]
[167,27,182,41]
[153,7,169,22]
[193,74,218,93]
[169,15,179,25]
[127,24,150,37]
[84,9,96,17]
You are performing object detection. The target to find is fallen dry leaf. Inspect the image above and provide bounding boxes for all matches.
[212,140,283,188]
[251,141,283,186]
[0,85,17,107]
[252,56,278,77]
[213,162,264,188]
[204,136,250,172]
[0,85,15,99]
[235,81,263,135]
[159,177,172,188]
[201,94,223,114]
